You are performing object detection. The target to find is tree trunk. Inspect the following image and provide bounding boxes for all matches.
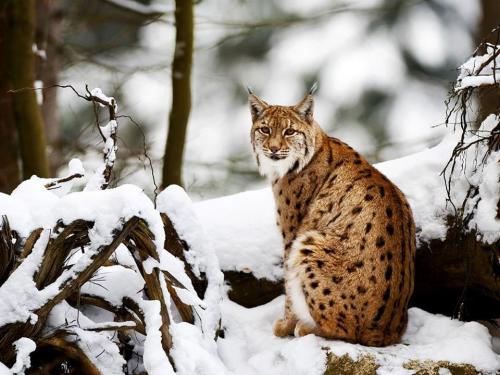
[0,2,21,193]
[6,0,50,179]
[35,0,64,173]
[476,0,500,124]
[161,0,194,188]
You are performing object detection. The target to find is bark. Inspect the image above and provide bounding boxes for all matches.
[28,336,101,375]
[162,213,207,300]
[411,226,500,321]
[476,0,500,124]
[162,0,194,188]
[6,0,50,179]
[0,3,21,193]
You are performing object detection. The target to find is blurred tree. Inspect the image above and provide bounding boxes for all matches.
[162,0,194,188]
[0,3,21,193]
[2,0,50,186]
[36,0,65,173]
[477,0,500,124]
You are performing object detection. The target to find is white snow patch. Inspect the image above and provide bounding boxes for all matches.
[218,297,500,374]
[10,338,36,375]
[194,188,283,280]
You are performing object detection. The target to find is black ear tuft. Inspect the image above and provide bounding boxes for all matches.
[309,81,318,95]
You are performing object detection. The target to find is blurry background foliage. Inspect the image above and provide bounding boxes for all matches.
[4,0,500,198]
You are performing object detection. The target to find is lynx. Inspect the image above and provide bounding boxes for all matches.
[248,89,415,346]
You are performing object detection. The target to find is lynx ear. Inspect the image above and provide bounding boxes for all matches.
[248,90,269,122]
[293,82,317,123]
[293,94,314,123]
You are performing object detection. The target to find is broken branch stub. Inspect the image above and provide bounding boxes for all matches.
[84,87,119,191]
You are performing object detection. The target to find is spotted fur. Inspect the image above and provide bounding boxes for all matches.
[249,91,416,346]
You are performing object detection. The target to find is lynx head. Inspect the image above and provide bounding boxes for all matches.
[248,89,319,179]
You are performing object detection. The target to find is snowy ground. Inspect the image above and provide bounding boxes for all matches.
[217,296,498,375]
[188,121,500,374]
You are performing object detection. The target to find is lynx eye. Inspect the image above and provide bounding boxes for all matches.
[259,127,271,135]
[284,128,296,136]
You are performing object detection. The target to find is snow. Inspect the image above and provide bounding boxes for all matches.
[10,338,36,375]
[157,185,227,371]
[80,265,144,306]
[89,87,116,108]
[0,229,51,326]
[32,44,46,60]
[34,80,43,105]
[0,176,188,375]
[140,299,175,375]
[46,302,126,375]
[194,188,283,280]
[68,158,85,176]
[84,118,117,191]
[456,45,500,91]
[218,297,500,374]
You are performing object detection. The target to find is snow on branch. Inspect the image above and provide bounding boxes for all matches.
[456,31,500,92]
[85,87,119,191]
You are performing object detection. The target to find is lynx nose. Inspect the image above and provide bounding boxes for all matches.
[269,146,279,154]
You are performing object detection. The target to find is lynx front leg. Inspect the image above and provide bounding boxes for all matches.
[294,320,321,337]
[273,294,298,337]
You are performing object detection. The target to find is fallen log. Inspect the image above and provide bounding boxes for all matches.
[164,211,499,320]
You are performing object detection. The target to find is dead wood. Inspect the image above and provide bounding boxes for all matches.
[35,220,92,288]
[0,217,139,366]
[411,225,500,320]
[124,219,174,355]
[67,293,146,335]
[0,216,16,285]
[27,335,101,375]
[161,213,208,299]
[15,227,43,269]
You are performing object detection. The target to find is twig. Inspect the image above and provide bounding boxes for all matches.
[442,26,500,224]
[44,173,84,190]
[116,114,159,205]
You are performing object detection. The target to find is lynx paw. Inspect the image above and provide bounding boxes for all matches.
[294,321,317,337]
[273,318,296,337]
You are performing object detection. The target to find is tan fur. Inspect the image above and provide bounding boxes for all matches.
[249,93,416,346]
